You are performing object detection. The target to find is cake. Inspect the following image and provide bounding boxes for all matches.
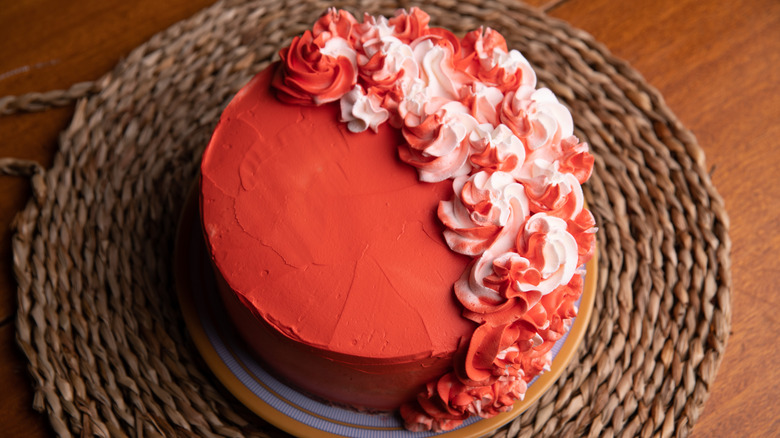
[200,8,596,432]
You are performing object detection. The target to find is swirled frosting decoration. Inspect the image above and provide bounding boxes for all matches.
[272,7,596,432]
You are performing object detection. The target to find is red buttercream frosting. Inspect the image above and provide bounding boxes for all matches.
[272,30,358,105]
[202,7,596,432]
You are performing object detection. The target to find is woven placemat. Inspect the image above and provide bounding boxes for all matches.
[2,0,731,436]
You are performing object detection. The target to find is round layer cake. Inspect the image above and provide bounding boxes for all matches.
[200,7,596,432]
[200,65,474,410]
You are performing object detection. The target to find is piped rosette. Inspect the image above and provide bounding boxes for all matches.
[272,7,596,432]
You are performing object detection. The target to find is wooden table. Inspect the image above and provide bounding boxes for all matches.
[1,1,777,436]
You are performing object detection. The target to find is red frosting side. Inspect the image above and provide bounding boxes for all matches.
[201,66,474,409]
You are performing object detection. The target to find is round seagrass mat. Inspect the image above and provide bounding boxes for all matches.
[2,0,731,436]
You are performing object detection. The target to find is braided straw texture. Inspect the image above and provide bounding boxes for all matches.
[5,0,731,437]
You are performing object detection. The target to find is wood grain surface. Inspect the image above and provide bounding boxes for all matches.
[1,0,777,436]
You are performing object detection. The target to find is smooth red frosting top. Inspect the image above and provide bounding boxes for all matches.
[201,66,473,363]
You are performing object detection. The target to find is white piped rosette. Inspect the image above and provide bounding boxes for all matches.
[273,7,597,432]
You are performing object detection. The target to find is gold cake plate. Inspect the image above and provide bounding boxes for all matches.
[175,186,597,438]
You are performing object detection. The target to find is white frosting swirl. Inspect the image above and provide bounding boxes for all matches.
[518,158,584,219]
[452,187,530,312]
[399,100,480,182]
[453,210,578,316]
[412,37,463,101]
[359,34,419,90]
[516,213,578,294]
[339,85,390,133]
[396,78,450,121]
[467,82,504,125]
[468,123,526,173]
[357,14,396,43]
[501,86,573,151]
[527,88,573,149]
[492,49,537,87]
[439,171,527,256]
[426,101,474,157]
